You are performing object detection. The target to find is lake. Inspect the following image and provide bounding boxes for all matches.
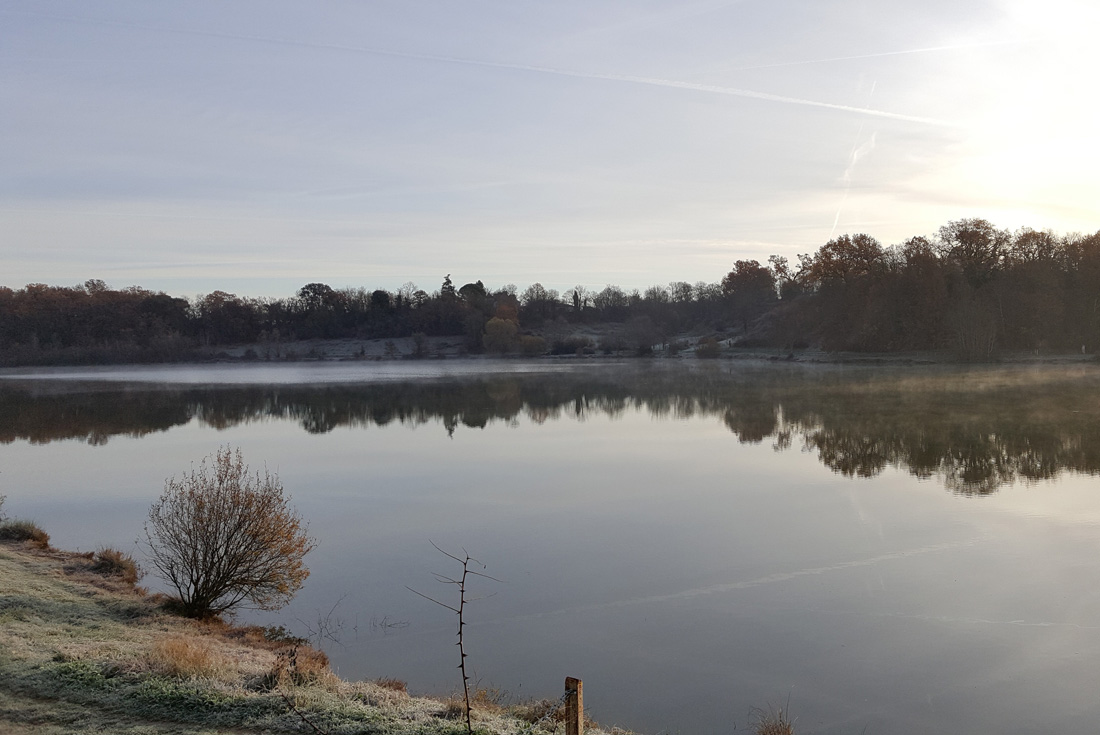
[3,359,1100,734]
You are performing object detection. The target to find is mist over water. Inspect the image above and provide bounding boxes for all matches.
[4,361,1100,734]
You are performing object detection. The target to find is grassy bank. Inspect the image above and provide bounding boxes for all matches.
[0,540,613,735]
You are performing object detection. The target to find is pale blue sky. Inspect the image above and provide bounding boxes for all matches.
[3,0,1097,298]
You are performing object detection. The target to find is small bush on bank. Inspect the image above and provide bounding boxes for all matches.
[483,318,519,354]
[599,334,628,354]
[695,337,721,358]
[750,704,796,735]
[549,336,594,355]
[91,547,143,584]
[0,519,51,549]
[519,335,547,355]
[144,446,314,618]
[260,645,336,689]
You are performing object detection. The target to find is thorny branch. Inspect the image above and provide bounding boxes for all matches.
[407,541,502,735]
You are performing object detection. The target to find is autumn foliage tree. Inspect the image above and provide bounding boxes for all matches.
[721,259,777,331]
[145,446,315,618]
[482,316,519,353]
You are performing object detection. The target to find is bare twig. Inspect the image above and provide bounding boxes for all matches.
[296,594,348,648]
[368,614,409,635]
[408,541,501,735]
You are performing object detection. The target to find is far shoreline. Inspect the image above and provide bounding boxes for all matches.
[4,330,1098,372]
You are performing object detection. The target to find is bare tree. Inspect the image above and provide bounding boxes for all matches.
[145,446,315,618]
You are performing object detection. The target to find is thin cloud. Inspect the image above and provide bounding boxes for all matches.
[3,9,953,126]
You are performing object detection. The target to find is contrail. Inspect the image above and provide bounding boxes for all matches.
[535,66,947,125]
[830,79,879,237]
[723,39,1029,72]
[2,9,953,126]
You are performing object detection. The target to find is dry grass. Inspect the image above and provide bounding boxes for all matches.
[512,698,563,724]
[750,704,796,735]
[349,680,414,709]
[90,547,142,584]
[468,685,511,714]
[263,644,338,689]
[0,519,51,549]
[439,684,530,723]
[440,696,467,720]
[509,696,603,733]
[375,677,409,694]
[148,636,229,679]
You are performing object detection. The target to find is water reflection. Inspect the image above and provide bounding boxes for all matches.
[4,363,1100,494]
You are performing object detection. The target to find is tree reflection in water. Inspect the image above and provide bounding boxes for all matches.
[4,364,1099,494]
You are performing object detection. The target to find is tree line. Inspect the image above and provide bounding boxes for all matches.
[2,218,1098,364]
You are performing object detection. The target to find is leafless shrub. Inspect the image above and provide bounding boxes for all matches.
[144,446,315,618]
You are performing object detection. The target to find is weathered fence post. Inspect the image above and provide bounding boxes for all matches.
[565,677,583,735]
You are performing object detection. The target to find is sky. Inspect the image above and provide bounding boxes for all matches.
[2,0,1099,299]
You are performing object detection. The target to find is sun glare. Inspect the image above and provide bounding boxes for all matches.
[929,1,1100,229]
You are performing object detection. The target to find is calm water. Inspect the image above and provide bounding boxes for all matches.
[3,360,1100,734]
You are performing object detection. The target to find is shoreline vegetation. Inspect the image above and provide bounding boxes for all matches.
[7,329,1099,370]
[3,219,1100,367]
[0,538,633,735]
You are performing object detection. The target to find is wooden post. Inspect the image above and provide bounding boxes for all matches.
[565,677,583,735]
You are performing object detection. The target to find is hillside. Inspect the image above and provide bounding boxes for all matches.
[0,541,600,735]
